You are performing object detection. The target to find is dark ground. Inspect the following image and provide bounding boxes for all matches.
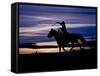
[18,41,97,73]
[18,48,97,73]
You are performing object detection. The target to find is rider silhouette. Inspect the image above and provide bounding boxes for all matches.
[57,21,68,37]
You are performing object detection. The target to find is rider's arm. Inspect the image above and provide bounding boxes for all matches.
[57,22,60,24]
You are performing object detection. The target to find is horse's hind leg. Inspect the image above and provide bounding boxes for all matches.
[79,45,82,50]
[70,46,73,52]
[77,41,82,50]
[70,43,74,52]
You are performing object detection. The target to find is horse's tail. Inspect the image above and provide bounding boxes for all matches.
[78,34,86,44]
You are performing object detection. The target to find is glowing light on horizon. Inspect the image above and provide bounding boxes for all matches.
[19,46,91,54]
[35,41,57,46]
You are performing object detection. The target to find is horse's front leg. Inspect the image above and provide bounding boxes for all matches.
[59,45,61,53]
[62,46,67,52]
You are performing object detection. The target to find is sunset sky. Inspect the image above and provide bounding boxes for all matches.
[19,4,96,44]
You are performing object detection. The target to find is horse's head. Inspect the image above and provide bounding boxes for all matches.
[48,29,55,38]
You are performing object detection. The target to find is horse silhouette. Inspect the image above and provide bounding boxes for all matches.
[48,28,86,52]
